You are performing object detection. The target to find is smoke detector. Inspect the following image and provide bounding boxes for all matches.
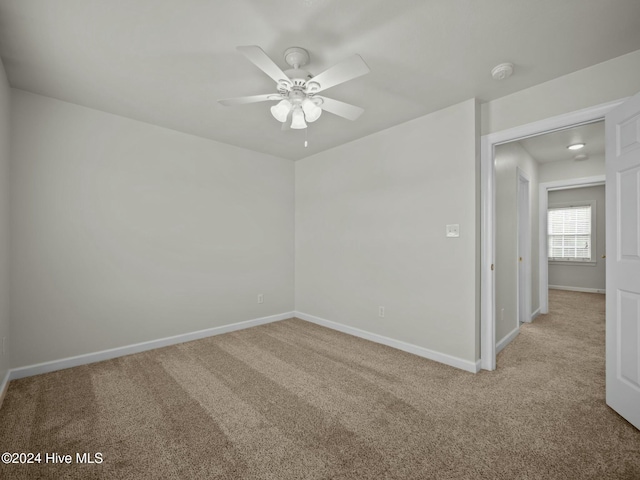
[491,63,514,80]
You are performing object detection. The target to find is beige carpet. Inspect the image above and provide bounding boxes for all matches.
[0,290,638,479]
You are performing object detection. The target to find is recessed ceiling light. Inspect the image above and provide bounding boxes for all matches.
[574,154,589,161]
[567,143,585,150]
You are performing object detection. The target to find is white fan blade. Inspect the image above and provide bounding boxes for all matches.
[317,96,364,121]
[218,94,278,106]
[237,45,289,85]
[310,55,370,93]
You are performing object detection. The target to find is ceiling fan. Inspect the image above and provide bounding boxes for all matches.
[218,46,370,130]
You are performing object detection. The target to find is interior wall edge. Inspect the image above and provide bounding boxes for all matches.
[295,311,481,374]
[8,311,295,381]
[0,55,10,390]
[496,326,520,354]
[0,370,9,410]
[531,308,541,321]
[549,285,605,294]
[9,88,294,164]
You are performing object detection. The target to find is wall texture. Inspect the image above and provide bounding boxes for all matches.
[548,185,605,291]
[481,49,640,135]
[0,59,10,383]
[539,154,605,184]
[10,90,294,368]
[295,99,479,363]
[494,142,539,343]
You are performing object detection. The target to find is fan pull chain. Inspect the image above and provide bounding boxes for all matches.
[304,128,308,148]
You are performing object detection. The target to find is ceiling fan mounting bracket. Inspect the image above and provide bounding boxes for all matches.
[284,47,310,69]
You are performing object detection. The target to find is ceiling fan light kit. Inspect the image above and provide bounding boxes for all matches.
[302,98,322,122]
[270,99,292,122]
[218,45,370,136]
[291,106,307,129]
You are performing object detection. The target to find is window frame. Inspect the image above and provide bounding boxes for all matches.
[547,200,597,266]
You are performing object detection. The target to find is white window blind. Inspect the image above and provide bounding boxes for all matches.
[548,205,592,261]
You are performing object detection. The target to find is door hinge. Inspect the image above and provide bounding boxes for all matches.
[491,264,494,271]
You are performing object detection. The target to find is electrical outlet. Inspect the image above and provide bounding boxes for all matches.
[379,306,385,318]
[257,294,264,304]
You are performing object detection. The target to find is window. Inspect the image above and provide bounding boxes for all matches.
[548,202,595,263]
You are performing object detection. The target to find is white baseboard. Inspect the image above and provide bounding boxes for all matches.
[496,326,519,354]
[295,311,480,374]
[549,285,605,294]
[0,370,9,409]
[531,308,541,321]
[9,312,294,381]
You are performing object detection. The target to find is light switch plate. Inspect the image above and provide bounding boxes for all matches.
[446,224,460,237]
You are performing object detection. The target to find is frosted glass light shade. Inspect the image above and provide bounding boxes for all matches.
[291,106,307,129]
[270,99,292,123]
[302,98,322,123]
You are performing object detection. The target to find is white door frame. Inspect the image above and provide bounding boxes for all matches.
[517,168,531,324]
[538,176,605,314]
[480,99,625,371]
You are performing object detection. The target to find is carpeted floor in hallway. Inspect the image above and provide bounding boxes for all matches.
[0,289,638,479]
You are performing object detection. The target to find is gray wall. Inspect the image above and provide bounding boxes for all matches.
[10,90,295,368]
[539,155,605,184]
[295,99,480,363]
[0,58,9,382]
[494,142,539,343]
[548,185,605,291]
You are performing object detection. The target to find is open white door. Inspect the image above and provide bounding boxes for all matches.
[605,91,640,430]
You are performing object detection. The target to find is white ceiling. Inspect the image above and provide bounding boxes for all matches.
[518,121,605,164]
[0,0,639,161]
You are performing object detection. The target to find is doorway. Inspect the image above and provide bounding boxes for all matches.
[482,93,640,430]
[491,120,606,355]
[480,99,622,371]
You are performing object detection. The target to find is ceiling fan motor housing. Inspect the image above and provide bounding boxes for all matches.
[280,47,317,101]
[288,87,306,105]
